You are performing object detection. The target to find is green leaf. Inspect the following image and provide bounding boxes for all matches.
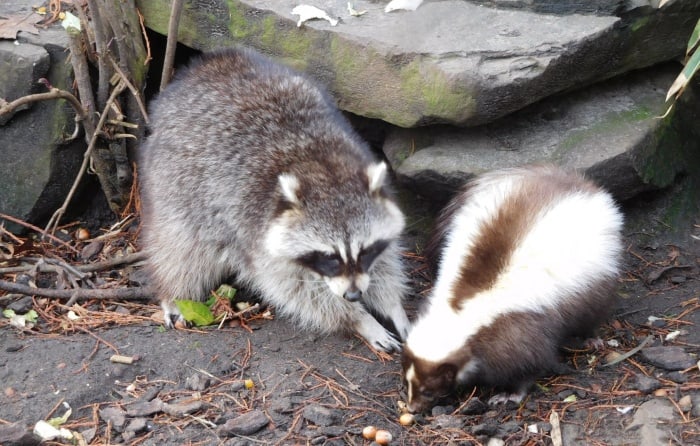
[687,18,700,56]
[204,284,237,306]
[174,300,215,326]
[666,47,700,101]
[24,310,38,323]
[2,309,16,318]
[216,284,237,300]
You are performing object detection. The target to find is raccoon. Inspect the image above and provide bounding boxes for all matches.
[138,47,410,352]
[402,165,624,412]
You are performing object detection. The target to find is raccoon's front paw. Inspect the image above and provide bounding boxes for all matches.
[161,301,187,329]
[355,314,402,353]
[487,391,526,406]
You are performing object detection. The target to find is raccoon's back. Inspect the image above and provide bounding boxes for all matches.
[138,48,369,232]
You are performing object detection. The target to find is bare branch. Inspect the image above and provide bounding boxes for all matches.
[0,88,86,121]
[0,252,146,275]
[161,0,184,91]
[45,81,128,235]
[0,279,152,301]
[0,212,79,254]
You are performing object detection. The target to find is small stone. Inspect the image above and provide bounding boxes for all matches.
[124,417,148,433]
[99,406,127,431]
[669,275,686,284]
[185,374,210,391]
[270,396,296,414]
[218,409,269,436]
[79,427,96,444]
[498,421,521,435]
[431,414,463,429]
[431,405,454,416]
[691,394,700,417]
[471,423,498,437]
[162,400,204,417]
[0,422,41,445]
[80,241,104,261]
[634,374,661,394]
[302,404,341,427]
[319,426,345,437]
[310,436,327,445]
[125,398,164,417]
[665,371,688,384]
[678,395,692,412]
[6,295,34,313]
[640,346,696,371]
[487,439,505,446]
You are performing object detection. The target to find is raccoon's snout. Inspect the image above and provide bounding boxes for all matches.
[344,287,362,302]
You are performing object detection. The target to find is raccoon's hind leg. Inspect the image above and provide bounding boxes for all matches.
[148,233,231,329]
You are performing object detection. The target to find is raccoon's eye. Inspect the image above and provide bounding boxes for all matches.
[296,252,343,277]
[359,240,389,272]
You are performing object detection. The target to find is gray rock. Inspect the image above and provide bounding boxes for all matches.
[664,371,688,384]
[124,417,148,434]
[640,346,697,371]
[471,422,499,436]
[162,399,204,417]
[99,406,127,431]
[431,414,464,429]
[269,396,297,414]
[136,0,698,127]
[0,6,84,233]
[218,409,269,436]
[0,422,41,446]
[302,404,341,427]
[498,421,521,435]
[634,374,661,394]
[691,393,700,418]
[185,373,211,391]
[0,40,48,124]
[430,405,453,416]
[626,399,675,446]
[384,65,683,203]
[5,295,34,313]
[125,398,164,417]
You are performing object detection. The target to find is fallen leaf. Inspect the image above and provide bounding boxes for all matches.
[385,0,424,12]
[291,5,338,27]
[0,13,41,40]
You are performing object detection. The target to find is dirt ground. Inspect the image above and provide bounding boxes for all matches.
[1,182,699,446]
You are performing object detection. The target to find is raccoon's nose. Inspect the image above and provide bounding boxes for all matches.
[344,288,362,302]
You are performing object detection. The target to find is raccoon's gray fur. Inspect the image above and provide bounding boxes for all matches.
[138,47,410,352]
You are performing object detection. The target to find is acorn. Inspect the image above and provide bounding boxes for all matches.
[76,228,90,240]
[362,425,377,440]
[375,429,393,445]
[398,412,414,426]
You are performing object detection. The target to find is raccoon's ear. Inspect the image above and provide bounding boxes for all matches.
[366,162,387,195]
[278,173,301,206]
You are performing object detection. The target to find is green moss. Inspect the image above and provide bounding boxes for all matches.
[630,16,651,33]
[557,105,654,155]
[399,59,475,122]
[225,0,254,40]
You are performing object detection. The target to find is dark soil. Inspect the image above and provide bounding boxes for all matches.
[1,185,699,446]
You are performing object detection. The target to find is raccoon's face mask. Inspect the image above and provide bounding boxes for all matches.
[264,162,405,302]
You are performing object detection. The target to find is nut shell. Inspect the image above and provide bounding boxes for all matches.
[399,413,414,426]
[375,429,392,445]
[362,425,377,440]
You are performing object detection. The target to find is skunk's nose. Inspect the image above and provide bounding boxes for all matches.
[344,287,362,302]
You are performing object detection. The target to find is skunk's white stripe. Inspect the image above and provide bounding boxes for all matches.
[406,179,622,364]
